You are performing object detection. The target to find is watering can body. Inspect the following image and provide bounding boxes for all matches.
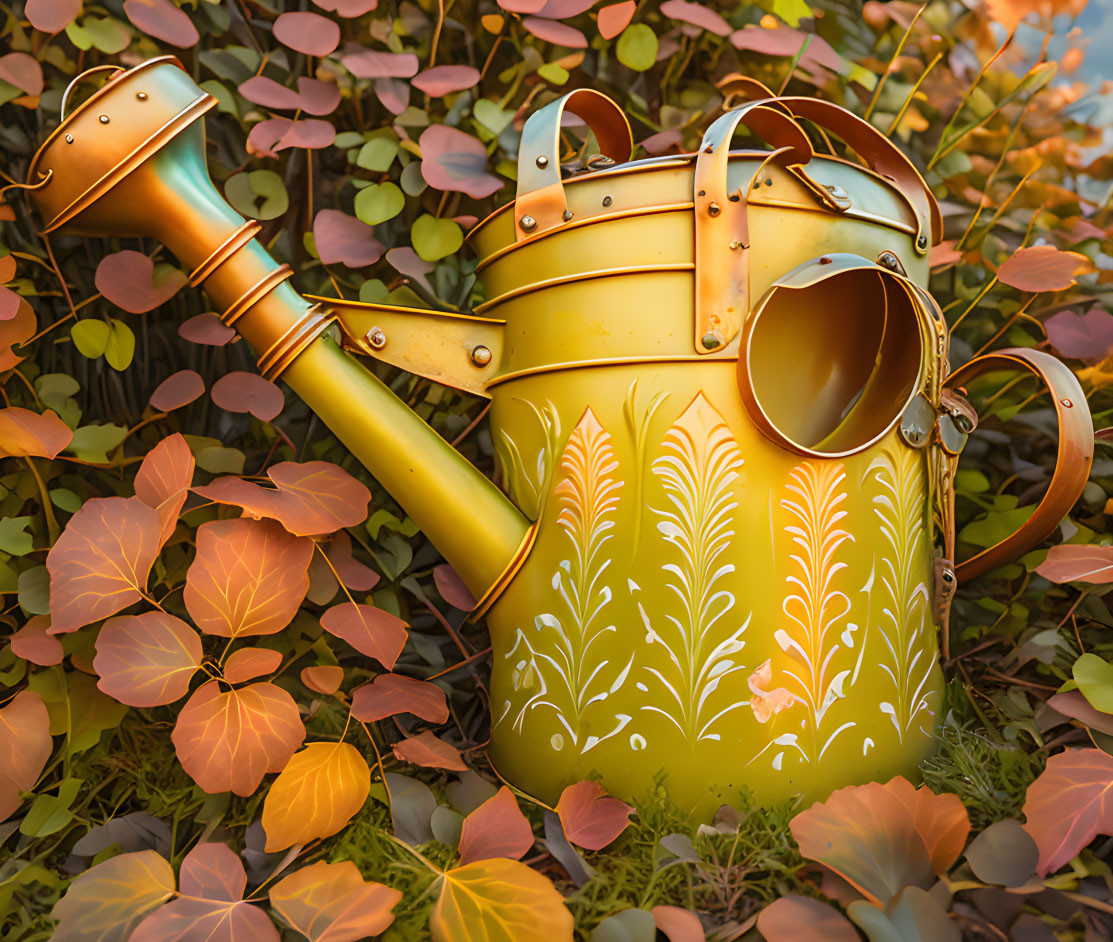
[24,58,1093,816]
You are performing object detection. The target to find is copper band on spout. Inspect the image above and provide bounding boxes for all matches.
[257,303,338,382]
[188,220,262,286]
[219,264,293,326]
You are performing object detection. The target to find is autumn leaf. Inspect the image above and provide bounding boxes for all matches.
[392,730,467,772]
[301,665,344,695]
[223,647,283,684]
[9,615,63,666]
[183,518,313,638]
[320,602,407,669]
[789,776,970,907]
[433,564,475,610]
[262,741,371,851]
[270,860,401,942]
[51,850,176,942]
[326,531,380,591]
[756,895,859,941]
[0,406,73,459]
[458,786,534,865]
[94,251,187,314]
[351,673,448,723]
[93,612,203,707]
[210,371,285,422]
[996,244,1094,293]
[985,0,1088,31]
[0,690,52,823]
[651,905,706,942]
[46,496,162,634]
[1023,748,1113,875]
[1035,544,1113,584]
[172,681,305,796]
[149,369,205,412]
[134,432,195,548]
[431,858,574,942]
[555,780,634,851]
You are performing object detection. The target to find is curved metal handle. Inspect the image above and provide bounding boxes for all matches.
[946,347,1093,582]
[60,65,126,121]
[513,89,632,241]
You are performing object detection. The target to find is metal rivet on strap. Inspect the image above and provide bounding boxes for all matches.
[471,345,493,367]
[519,215,537,232]
[917,234,928,249]
[65,134,73,144]
[99,115,109,124]
[367,326,386,350]
[602,195,612,207]
[535,155,548,169]
[701,331,723,350]
[562,210,573,221]
[707,202,721,217]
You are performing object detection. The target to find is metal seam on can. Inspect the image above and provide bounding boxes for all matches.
[483,353,738,389]
[188,220,262,287]
[470,520,540,620]
[219,264,293,327]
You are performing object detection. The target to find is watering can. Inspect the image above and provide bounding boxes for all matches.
[21,57,1094,816]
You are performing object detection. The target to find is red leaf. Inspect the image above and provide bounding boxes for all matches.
[0,690,52,823]
[149,369,205,412]
[46,496,162,634]
[274,11,340,56]
[320,603,407,669]
[660,0,731,35]
[195,461,371,537]
[0,296,37,373]
[0,53,44,96]
[0,407,73,459]
[270,860,400,941]
[433,564,475,610]
[522,16,588,46]
[412,65,481,96]
[341,49,419,79]
[458,786,534,864]
[9,615,63,666]
[1024,748,1113,875]
[94,251,187,314]
[313,210,385,268]
[534,0,597,16]
[276,119,337,151]
[327,531,380,591]
[419,125,504,199]
[997,244,1094,293]
[929,240,963,269]
[755,895,858,942]
[210,371,284,421]
[51,851,176,941]
[134,432,194,549]
[301,665,344,694]
[729,25,844,75]
[179,312,235,346]
[498,0,546,12]
[314,0,378,15]
[1045,307,1113,361]
[555,780,634,850]
[224,647,283,684]
[295,79,342,116]
[93,612,203,707]
[597,1,635,38]
[184,518,313,638]
[239,76,303,111]
[373,78,410,115]
[652,905,707,942]
[172,681,305,795]
[392,730,467,771]
[351,673,448,723]
[123,0,200,47]
[1035,544,1113,584]
[25,0,81,32]
[248,118,295,158]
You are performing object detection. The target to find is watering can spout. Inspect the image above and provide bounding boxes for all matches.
[25,57,532,606]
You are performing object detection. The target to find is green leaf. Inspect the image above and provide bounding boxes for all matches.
[354,181,406,226]
[773,0,813,26]
[0,516,34,556]
[357,137,400,172]
[50,488,83,513]
[196,445,246,474]
[18,565,50,615]
[537,63,569,85]
[66,423,128,463]
[1074,653,1113,713]
[616,24,657,71]
[104,319,135,371]
[473,99,513,135]
[65,16,131,54]
[20,778,83,838]
[847,886,959,942]
[225,169,289,220]
[411,214,462,262]
[71,320,110,360]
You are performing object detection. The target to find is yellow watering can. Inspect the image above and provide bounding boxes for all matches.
[23,58,1093,816]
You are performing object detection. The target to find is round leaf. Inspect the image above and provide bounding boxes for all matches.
[411,214,463,262]
[93,612,203,707]
[353,182,406,226]
[616,23,658,70]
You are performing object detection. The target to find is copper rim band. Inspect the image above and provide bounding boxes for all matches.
[189,220,262,286]
[257,303,338,382]
[220,265,293,327]
[470,521,539,620]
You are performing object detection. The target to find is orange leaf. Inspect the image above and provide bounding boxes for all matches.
[431,858,573,942]
[392,730,467,771]
[134,432,194,547]
[320,602,407,669]
[130,843,279,942]
[1035,544,1113,584]
[93,612,203,707]
[0,690,52,823]
[270,860,401,941]
[597,0,635,39]
[195,461,371,536]
[301,665,343,695]
[94,250,187,314]
[149,369,205,412]
[0,406,72,459]
[51,850,176,942]
[184,518,313,638]
[9,615,63,665]
[351,673,448,723]
[261,741,371,852]
[996,244,1094,293]
[789,775,970,907]
[1023,748,1113,875]
[210,371,284,422]
[985,0,1088,31]
[433,564,474,610]
[172,680,305,796]
[755,895,858,941]
[555,780,634,851]
[46,496,162,634]
[652,905,707,942]
[223,646,283,684]
[327,530,380,591]
[458,786,534,864]
[0,296,36,373]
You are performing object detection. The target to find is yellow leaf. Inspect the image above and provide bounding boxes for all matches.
[262,742,370,852]
[430,858,574,942]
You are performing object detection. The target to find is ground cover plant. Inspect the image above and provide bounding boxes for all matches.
[1,0,1112,938]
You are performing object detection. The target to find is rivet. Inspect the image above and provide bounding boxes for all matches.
[471,345,492,367]
[701,331,723,350]
[1061,398,1073,408]
[99,114,109,124]
[136,92,148,101]
[708,202,721,217]
[729,240,745,250]
[562,210,573,221]
[764,178,772,186]
[704,145,713,154]
[65,134,73,144]
[519,214,537,232]
[878,251,904,274]
[367,326,386,350]
[819,256,832,264]
[917,234,928,249]
[602,195,612,207]
[535,155,548,168]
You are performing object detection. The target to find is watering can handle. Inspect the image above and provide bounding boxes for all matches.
[514,90,633,240]
[945,347,1093,583]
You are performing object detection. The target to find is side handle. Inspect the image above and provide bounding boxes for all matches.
[946,347,1094,582]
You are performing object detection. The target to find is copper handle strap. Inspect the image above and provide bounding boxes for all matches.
[514,89,633,240]
[946,347,1093,582]
[60,65,126,120]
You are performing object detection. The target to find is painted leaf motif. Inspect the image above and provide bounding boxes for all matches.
[172,681,305,796]
[0,690,52,823]
[555,780,634,851]
[223,647,283,684]
[50,850,176,942]
[130,843,279,942]
[93,612,203,707]
[996,244,1094,292]
[790,776,970,906]
[458,786,534,864]
[10,615,63,666]
[134,433,195,548]
[261,742,371,852]
[392,730,467,771]
[94,251,187,313]
[1035,544,1113,584]
[210,372,284,421]
[183,518,313,638]
[320,603,408,668]
[270,860,401,942]
[301,665,344,695]
[1023,748,1113,875]
[0,407,73,459]
[431,858,574,942]
[46,496,162,634]
[351,673,448,723]
[756,895,859,942]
